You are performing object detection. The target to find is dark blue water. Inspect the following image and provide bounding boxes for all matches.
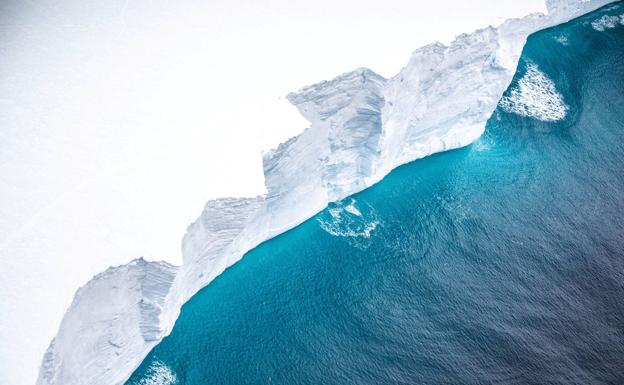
[128,4,624,385]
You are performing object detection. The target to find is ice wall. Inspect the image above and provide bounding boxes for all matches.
[37,259,176,385]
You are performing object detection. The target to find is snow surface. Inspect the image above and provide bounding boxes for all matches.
[37,1,615,385]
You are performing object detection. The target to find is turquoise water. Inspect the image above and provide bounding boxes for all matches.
[128,4,624,384]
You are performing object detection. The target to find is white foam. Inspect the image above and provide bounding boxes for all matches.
[137,361,177,385]
[590,14,623,30]
[499,63,569,121]
[554,34,570,45]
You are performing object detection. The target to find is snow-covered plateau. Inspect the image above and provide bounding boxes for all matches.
[37,1,615,384]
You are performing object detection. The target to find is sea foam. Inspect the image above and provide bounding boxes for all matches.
[137,361,177,385]
[590,14,624,30]
[553,34,570,44]
[499,63,569,122]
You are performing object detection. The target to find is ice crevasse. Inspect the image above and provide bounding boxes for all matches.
[37,1,616,384]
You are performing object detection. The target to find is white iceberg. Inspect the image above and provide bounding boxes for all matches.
[38,1,616,385]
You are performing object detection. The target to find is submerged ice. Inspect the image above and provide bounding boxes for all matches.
[317,198,380,239]
[38,1,617,385]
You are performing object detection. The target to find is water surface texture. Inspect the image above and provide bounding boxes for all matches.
[128,4,624,384]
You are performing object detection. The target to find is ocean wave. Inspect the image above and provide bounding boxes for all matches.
[137,361,177,385]
[317,198,379,239]
[498,63,568,122]
[590,14,624,31]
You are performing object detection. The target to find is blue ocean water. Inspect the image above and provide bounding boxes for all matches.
[128,4,624,385]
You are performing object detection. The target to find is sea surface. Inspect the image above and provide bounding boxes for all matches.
[128,3,624,384]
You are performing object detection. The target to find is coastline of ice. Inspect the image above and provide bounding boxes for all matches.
[37,1,616,385]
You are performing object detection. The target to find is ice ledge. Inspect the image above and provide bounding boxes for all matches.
[38,1,616,384]
[37,258,177,385]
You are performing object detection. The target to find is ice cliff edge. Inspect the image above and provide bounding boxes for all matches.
[38,1,615,384]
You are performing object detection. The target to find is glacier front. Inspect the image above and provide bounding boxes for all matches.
[38,1,615,384]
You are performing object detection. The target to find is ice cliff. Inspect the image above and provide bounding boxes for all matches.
[37,1,615,384]
[37,259,176,385]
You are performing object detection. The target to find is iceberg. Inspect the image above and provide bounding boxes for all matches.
[37,1,616,384]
